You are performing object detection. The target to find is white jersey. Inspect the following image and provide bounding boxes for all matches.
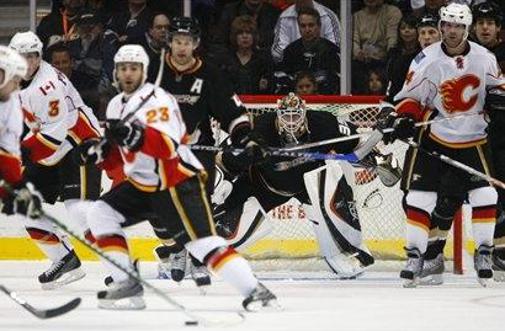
[0,91,23,157]
[106,83,203,191]
[394,41,505,146]
[19,61,100,165]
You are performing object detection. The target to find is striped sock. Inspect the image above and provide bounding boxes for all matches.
[96,234,132,282]
[26,227,71,261]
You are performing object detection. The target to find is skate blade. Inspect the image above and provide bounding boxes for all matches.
[493,270,505,282]
[402,278,419,288]
[419,274,444,286]
[41,268,86,290]
[98,296,146,310]
[477,277,493,288]
[245,299,282,312]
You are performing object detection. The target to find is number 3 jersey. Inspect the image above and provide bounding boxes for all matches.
[394,41,505,146]
[18,61,100,165]
[105,83,203,191]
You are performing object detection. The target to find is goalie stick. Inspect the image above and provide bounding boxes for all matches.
[0,285,81,319]
[0,180,244,327]
[279,112,482,152]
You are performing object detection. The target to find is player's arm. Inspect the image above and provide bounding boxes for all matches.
[21,86,68,162]
[0,148,23,199]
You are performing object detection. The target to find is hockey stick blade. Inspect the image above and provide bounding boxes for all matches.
[0,285,81,319]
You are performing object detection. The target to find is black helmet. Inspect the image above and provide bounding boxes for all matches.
[168,16,201,40]
[472,2,503,25]
[417,13,439,29]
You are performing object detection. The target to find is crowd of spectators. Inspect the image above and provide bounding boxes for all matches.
[33,0,505,119]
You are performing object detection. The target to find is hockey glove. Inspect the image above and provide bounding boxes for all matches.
[376,107,415,144]
[221,144,270,175]
[74,138,110,165]
[106,120,145,151]
[13,182,43,219]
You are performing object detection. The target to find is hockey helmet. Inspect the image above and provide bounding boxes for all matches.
[276,92,308,144]
[439,3,473,30]
[168,16,201,44]
[9,31,43,56]
[0,45,28,89]
[472,2,503,26]
[113,44,150,88]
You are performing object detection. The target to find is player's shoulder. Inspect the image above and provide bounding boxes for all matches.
[307,111,338,135]
[469,41,497,60]
[254,111,277,133]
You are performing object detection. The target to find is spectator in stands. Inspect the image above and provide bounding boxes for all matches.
[294,70,318,95]
[411,0,447,18]
[416,13,440,49]
[37,0,85,50]
[216,0,281,52]
[47,43,101,114]
[271,0,341,62]
[66,7,105,81]
[219,15,273,94]
[102,0,153,80]
[472,1,505,71]
[385,14,420,99]
[352,0,402,93]
[140,12,170,83]
[366,68,387,95]
[279,6,339,94]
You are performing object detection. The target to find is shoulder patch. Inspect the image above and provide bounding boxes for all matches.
[414,51,426,64]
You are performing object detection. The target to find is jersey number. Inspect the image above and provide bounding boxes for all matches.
[48,100,60,117]
[146,107,169,124]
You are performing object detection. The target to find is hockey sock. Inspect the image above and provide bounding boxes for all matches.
[205,246,258,297]
[472,206,496,248]
[405,207,430,254]
[96,234,132,283]
[25,215,73,262]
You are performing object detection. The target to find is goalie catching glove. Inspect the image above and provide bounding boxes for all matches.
[376,105,416,144]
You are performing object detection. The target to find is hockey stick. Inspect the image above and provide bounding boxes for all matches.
[279,112,483,152]
[0,181,243,327]
[399,139,505,190]
[0,285,81,319]
[191,130,384,164]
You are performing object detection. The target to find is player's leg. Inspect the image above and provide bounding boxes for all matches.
[303,161,374,278]
[21,159,85,289]
[151,173,278,311]
[86,182,153,309]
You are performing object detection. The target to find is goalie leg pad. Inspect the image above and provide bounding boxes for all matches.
[304,162,373,278]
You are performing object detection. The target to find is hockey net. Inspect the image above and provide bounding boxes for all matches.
[236,95,463,275]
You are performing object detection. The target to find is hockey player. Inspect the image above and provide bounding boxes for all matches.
[0,46,43,222]
[420,2,505,284]
[155,16,253,284]
[9,31,102,289]
[212,93,404,277]
[383,3,504,287]
[78,44,277,310]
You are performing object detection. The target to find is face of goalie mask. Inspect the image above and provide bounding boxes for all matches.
[276,93,308,147]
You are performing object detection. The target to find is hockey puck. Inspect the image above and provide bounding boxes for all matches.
[185,321,199,326]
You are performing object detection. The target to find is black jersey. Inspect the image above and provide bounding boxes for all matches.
[490,40,505,72]
[160,56,248,146]
[249,111,359,197]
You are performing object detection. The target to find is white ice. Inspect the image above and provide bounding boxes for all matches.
[0,261,503,331]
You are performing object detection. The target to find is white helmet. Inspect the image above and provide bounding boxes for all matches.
[439,3,473,30]
[113,44,150,88]
[9,31,43,56]
[0,45,28,89]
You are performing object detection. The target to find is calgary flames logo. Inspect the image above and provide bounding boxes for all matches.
[439,74,480,113]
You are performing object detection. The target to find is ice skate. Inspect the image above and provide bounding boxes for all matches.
[492,249,505,282]
[97,277,145,310]
[400,247,424,288]
[242,282,280,312]
[190,259,211,290]
[38,250,86,290]
[419,253,444,285]
[155,245,187,282]
[474,245,493,287]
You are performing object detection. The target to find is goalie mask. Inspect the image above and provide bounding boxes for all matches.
[276,93,308,146]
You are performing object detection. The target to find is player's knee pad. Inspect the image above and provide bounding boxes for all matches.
[64,199,93,232]
[432,195,464,230]
[86,200,125,238]
[468,186,498,207]
[184,235,228,263]
[405,190,437,214]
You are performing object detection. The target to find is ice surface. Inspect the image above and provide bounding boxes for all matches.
[0,261,503,331]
